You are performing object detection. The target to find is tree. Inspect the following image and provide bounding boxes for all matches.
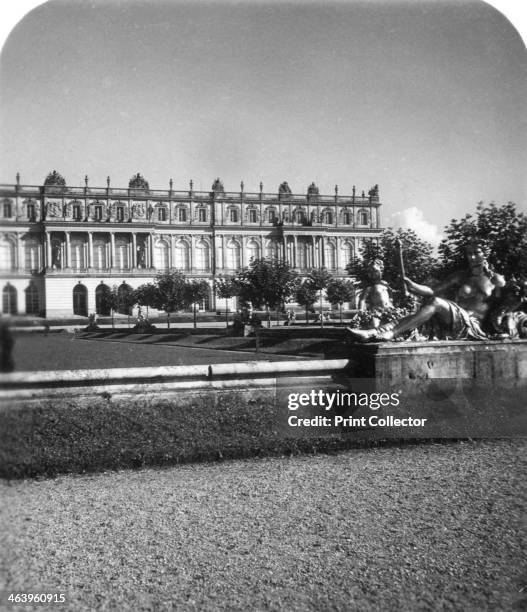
[133,283,157,319]
[347,229,438,306]
[307,268,333,327]
[238,258,298,327]
[184,280,210,329]
[103,286,120,329]
[215,275,242,330]
[295,279,318,325]
[326,278,354,323]
[116,283,136,328]
[438,202,527,279]
[153,271,187,328]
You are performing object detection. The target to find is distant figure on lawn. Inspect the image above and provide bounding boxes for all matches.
[0,319,15,372]
[349,240,505,342]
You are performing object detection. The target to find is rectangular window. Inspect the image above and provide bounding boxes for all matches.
[230,209,238,222]
[95,205,103,221]
[178,208,187,222]
[268,210,276,223]
[116,206,125,222]
[73,205,81,221]
[158,208,167,221]
[248,209,257,223]
[27,203,36,221]
[198,208,207,222]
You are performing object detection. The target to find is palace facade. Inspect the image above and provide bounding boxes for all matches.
[0,172,383,317]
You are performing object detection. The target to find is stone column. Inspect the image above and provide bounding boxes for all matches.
[132,233,137,268]
[335,237,340,272]
[169,234,175,269]
[321,236,326,268]
[45,233,51,269]
[110,233,115,268]
[16,234,23,271]
[293,235,298,268]
[148,234,154,268]
[88,232,93,268]
[65,232,71,268]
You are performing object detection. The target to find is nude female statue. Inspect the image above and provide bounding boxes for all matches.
[349,241,505,342]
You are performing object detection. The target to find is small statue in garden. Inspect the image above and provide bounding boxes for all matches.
[358,258,393,311]
[85,313,99,331]
[349,240,506,342]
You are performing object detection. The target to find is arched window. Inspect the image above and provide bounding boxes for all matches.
[117,283,133,315]
[195,240,210,271]
[0,236,16,271]
[24,238,40,271]
[72,283,88,316]
[246,239,260,262]
[226,239,241,269]
[154,239,169,270]
[266,240,279,259]
[296,240,308,268]
[174,239,190,270]
[70,238,86,270]
[95,283,111,315]
[25,282,39,315]
[2,283,17,315]
[93,239,107,270]
[324,242,336,270]
[342,241,354,266]
[115,238,129,269]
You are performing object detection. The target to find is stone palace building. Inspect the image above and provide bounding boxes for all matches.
[0,172,383,317]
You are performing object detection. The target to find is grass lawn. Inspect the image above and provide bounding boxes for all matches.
[10,332,306,371]
[1,440,525,611]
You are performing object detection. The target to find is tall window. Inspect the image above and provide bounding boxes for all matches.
[266,240,279,259]
[342,242,354,266]
[115,238,129,269]
[267,209,277,223]
[342,211,351,225]
[297,241,307,268]
[71,239,85,270]
[324,243,336,270]
[0,237,16,271]
[295,210,306,224]
[72,283,88,316]
[323,211,333,224]
[94,205,103,221]
[116,206,125,222]
[246,240,259,262]
[157,207,167,222]
[73,204,82,221]
[226,240,241,269]
[229,208,239,223]
[3,200,12,218]
[25,282,39,315]
[93,240,107,269]
[359,209,369,225]
[24,239,40,271]
[174,239,190,270]
[154,239,169,270]
[27,202,36,221]
[178,208,188,222]
[195,240,210,271]
[198,208,207,222]
[2,283,17,314]
[248,209,257,223]
[95,283,111,315]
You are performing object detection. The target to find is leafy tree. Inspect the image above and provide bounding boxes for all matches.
[184,280,210,329]
[295,279,318,324]
[215,275,242,329]
[307,268,333,327]
[117,283,136,328]
[133,283,157,319]
[326,278,355,323]
[103,286,120,329]
[238,258,298,327]
[153,271,187,328]
[347,229,437,306]
[438,202,527,279]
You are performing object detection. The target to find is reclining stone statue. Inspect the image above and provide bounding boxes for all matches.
[349,240,506,342]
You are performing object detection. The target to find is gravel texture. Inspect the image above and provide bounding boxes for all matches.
[1,440,525,611]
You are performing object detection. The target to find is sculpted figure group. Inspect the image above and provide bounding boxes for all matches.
[350,240,526,342]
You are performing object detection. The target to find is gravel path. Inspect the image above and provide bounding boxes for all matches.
[1,440,526,611]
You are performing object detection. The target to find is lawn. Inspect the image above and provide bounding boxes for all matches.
[1,440,525,611]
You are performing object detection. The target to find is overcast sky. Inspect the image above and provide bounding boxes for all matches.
[1,1,526,244]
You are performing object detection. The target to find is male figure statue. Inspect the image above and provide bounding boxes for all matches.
[349,241,505,342]
[358,258,393,311]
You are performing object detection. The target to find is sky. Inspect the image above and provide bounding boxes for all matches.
[0,0,526,245]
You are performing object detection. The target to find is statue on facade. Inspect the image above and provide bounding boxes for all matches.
[307,182,319,197]
[137,241,146,268]
[44,170,66,186]
[278,181,292,196]
[349,240,506,342]
[358,258,393,311]
[51,241,62,269]
[129,173,150,190]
